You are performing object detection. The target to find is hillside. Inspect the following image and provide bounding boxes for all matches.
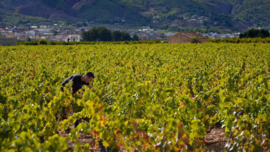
[0,0,270,30]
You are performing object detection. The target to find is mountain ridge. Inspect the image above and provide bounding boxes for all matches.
[0,0,269,30]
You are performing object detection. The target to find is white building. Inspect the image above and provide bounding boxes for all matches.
[66,34,81,42]
[38,28,51,33]
[25,30,36,36]
[30,26,38,29]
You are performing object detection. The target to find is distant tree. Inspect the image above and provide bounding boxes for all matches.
[53,30,58,35]
[73,22,87,28]
[38,39,48,45]
[89,28,98,41]
[132,34,139,41]
[27,37,31,41]
[81,27,133,42]
[82,27,112,41]
[121,32,131,41]
[81,31,88,41]
[239,33,245,38]
[191,37,200,43]
[112,30,123,41]
[240,28,270,38]
[81,28,98,41]
[258,29,270,37]
[96,27,112,41]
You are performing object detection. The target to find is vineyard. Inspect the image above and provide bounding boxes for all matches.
[0,43,270,151]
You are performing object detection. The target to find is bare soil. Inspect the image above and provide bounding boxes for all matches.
[59,122,227,152]
[204,128,227,152]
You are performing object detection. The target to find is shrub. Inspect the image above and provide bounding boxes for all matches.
[17,40,161,45]
[207,38,270,43]
[191,37,200,43]
[38,39,48,45]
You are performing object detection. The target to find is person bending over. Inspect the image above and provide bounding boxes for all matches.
[60,72,95,127]
[61,72,94,94]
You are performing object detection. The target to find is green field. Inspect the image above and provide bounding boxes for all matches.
[0,43,270,151]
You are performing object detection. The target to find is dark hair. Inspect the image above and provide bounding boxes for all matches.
[86,72,95,78]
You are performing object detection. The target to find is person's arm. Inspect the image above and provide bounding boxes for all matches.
[61,75,73,91]
[87,84,93,89]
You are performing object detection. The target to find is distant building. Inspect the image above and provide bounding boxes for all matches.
[164,32,175,37]
[30,26,38,29]
[66,34,81,42]
[157,35,168,40]
[0,38,17,46]
[25,30,36,36]
[142,26,153,33]
[40,36,47,40]
[201,32,239,39]
[138,34,150,40]
[55,34,68,42]
[168,32,207,44]
[28,35,40,41]
[38,28,51,33]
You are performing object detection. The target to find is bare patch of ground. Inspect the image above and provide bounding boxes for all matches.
[59,122,227,152]
[205,128,227,152]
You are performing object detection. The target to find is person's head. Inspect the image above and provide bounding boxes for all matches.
[83,72,95,83]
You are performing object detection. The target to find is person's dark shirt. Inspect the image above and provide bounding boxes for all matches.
[61,74,89,94]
